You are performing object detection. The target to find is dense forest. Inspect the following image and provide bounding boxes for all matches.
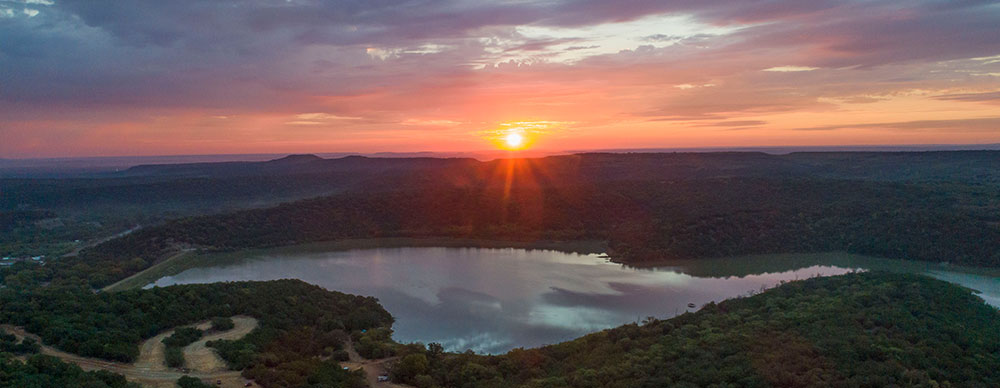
[4,152,999,258]
[2,328,137,387]
[387,272,1000,388]
[0,354,139,388]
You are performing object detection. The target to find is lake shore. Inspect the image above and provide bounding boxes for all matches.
[104,237,609,292]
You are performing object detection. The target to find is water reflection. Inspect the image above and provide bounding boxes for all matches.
[148,248,997,354]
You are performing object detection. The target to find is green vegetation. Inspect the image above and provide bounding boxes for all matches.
[176,375,215,388]
[0,329,39,355]
[211,317,236,331]
[207,321,375,387]
[248,357,367,388]
[389,272,1000,388]
[0,330,139,388]
[353,327,397,359]
[165,345,185,369]
[0,280,392,386]
[162,327,203,367]
[207,331,370,387]
[0,209,107,258]
[164,327,204,348]
[0,354,138,388]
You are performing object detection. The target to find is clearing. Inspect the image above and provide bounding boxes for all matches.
[340,340,411,388]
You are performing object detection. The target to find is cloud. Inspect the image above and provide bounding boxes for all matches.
[763,66,819,72]
[295,113,362,120]
[796,117,1000,131]
[971,54,1000,64]
[285,113,363,125]
[933,91,1000,103]
[401,119,463,127]
[702,120,768,127]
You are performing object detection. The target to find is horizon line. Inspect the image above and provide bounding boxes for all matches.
[4,141,1000,162]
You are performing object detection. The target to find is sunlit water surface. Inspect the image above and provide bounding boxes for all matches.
[148,247,999,354]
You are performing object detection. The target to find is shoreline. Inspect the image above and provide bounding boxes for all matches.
[231,237,610,255]
[105,238,1000,294]
[105,238,610,291]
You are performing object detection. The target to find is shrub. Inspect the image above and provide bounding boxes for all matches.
[210,317,235,332]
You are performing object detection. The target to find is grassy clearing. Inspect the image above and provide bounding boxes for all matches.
[102,250,199,292]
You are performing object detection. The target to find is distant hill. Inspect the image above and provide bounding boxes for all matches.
[120,154,479,178]
[116,151,1000,183]
[5,150,1000,267]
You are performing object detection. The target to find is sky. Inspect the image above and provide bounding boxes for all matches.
[1,0,1000,158]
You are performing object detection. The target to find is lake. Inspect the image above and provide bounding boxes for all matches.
[147,247,1000,354]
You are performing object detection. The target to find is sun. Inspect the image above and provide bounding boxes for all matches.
[490,121,553,150]
[505,132,524,149]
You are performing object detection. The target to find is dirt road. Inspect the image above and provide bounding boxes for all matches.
[1,316,258,388]
[3,317,411,388]
[184,316,258,372]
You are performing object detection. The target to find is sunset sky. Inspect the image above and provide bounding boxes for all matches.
[2,0,999,158]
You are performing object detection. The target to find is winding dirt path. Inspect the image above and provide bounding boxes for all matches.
[183,316,258,372]
[1,316,258,388]
[4,317,410,388]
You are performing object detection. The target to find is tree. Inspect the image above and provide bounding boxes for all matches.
[392,354,429,382]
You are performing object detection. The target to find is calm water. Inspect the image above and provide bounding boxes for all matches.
[148,247,999,354]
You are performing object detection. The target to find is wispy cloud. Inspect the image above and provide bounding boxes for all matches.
[401,119,463,127]
[701,120,768,127]
[933,91,1000,103]
[763,66,819,72]
[285,113,363,125]
[796,117,1000,131]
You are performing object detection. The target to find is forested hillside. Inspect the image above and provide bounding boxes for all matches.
[4,152,999,259]
[388,272,1000,388]
[55,175,1000,289]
